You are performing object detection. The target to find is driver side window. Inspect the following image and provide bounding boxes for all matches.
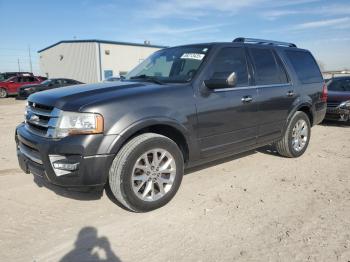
[210,47,249,87]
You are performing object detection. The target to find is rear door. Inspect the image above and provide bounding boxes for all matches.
[195,46,259,158]
[6,77,22,94]
[247,47,294,144]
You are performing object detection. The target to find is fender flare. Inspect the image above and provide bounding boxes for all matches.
[282,101,314,134]
[106,117,193,156]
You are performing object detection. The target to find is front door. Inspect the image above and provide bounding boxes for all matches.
[195,46,259,158]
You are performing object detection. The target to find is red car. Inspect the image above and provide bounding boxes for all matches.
[0,75,45,98]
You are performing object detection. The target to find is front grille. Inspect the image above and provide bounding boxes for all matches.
[18,140,43,164]
[25,101,61,137]
[327,101,341,108]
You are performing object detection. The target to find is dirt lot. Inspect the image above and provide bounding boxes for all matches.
[0,98,349,262]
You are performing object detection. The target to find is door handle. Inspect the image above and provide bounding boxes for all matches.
[287,90,295,97]
[241,96,253,103]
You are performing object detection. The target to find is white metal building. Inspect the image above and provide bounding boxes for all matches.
[38,40,166,83]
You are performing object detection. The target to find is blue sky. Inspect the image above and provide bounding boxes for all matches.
[0,0,349,74]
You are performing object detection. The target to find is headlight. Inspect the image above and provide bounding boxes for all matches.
[339,100,350,109]
[55,111,104,138]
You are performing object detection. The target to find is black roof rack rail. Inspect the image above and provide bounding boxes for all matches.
[233,37,297,48]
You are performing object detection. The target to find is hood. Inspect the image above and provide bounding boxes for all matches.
[28,81,163,111]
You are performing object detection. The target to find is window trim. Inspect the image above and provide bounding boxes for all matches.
[272,49,291,84]
[212,83,291,92]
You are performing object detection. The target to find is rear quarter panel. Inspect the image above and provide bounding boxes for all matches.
[276,47,325,126]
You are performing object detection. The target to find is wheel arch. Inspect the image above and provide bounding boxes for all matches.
[283,102,314,135]
[108,118,191,164]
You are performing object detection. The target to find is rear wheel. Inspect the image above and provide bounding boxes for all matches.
[108,133,184,212]
[0,88,7,98]
[275,111,311,158]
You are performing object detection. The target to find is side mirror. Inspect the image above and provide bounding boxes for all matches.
[204,72,237,89]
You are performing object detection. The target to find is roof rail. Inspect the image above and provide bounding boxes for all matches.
[233,37,297,48]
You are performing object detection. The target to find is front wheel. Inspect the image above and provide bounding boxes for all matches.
[275,111,311,158]
[108,133,184,212]
[0,88,7,98]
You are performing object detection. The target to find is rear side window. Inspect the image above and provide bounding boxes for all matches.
[210,47,249,87]
[285,50,322,84]
[249,48,287,85]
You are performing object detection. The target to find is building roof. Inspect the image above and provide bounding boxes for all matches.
[37,39,167,53]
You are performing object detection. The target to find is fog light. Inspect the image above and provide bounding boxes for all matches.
[53,161,79,171]
[49,155,80,177]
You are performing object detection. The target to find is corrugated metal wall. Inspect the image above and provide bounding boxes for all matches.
[100,43,161,80]
[39,42,99,83]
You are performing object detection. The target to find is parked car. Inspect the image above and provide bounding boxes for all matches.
[0,75,45,98]
[103,76,121,82]
[17,78,84,99]
[325,76,350,122]
[0,72,34,82]
[15,37,326,212]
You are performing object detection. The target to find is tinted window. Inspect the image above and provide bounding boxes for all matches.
[328,78,350,92]
[250,48,281,85]
[210,47,248,87]
[285,50,322,84]
[18,77,25,82]
[275,54,289,83]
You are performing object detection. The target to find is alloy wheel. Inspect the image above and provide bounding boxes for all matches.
[131,148,176,202]
[291,119,309,152]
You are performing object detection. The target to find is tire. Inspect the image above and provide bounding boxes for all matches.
[0,88,7,98]
[108,133,184,212]
[275,111,311,158]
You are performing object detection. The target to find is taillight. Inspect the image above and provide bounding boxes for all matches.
[321,82,328,102]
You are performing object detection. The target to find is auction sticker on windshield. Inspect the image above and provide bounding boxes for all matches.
[181,53,205,60]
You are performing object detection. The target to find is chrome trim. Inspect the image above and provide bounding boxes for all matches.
[213,83,291,92]
[18,144,43,165]
[25,104,61,138]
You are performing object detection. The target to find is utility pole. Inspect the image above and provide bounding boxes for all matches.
[17,59,21,72]
[28,45,33,73]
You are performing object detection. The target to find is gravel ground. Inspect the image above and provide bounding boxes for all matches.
[0,98,349,262]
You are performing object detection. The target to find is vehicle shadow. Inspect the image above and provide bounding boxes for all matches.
[33,175,103,201]
[320,120,350,128]
[255,144,280,157]
[32,146,279,203]
[185,150,257,175]
[60,226,121,262]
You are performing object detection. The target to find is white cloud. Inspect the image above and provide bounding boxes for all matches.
[293,17,350,30]
[138,0,268,19]
[147,23,228,35]
[262,4,350,20]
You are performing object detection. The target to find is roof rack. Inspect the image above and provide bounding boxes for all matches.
[233,37,297,48]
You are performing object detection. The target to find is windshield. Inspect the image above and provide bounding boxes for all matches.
[124,45,210,83]
[41,79,52,85]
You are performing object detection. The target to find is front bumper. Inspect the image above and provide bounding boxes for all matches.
[325,107,350,121]
[15,123,116,188]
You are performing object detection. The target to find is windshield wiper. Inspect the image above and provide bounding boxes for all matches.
[130,74,163,85]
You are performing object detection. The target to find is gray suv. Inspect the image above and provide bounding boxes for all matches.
[16,38,327,212]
